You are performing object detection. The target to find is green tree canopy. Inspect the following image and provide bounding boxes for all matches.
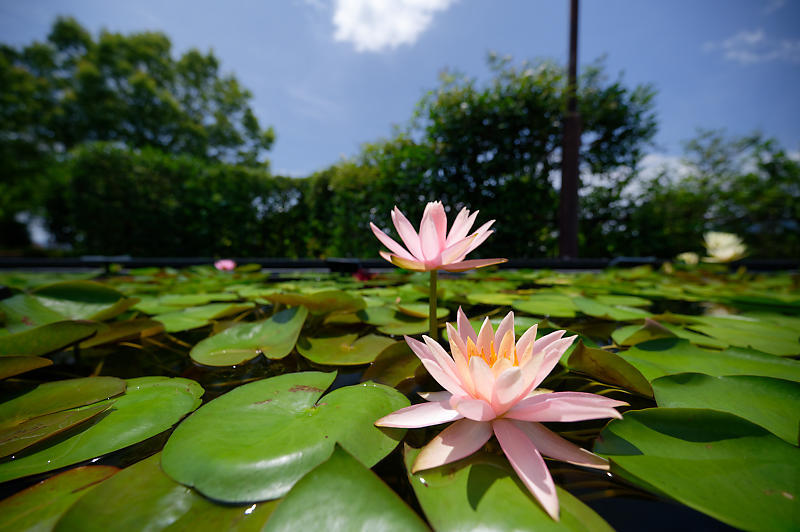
[1,17,275,243]
[331,54,657,258]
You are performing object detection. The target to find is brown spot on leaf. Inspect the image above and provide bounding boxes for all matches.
[254,399,272,405]
[21,316,34,326]
[289,385,322,393]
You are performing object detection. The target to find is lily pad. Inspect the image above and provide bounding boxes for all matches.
[652,373,800,444]
[0,376,126,426]
[0,403,114,459]
[0,295,65,333]
[0,320,105,356]
[297,333,396,365]
[361,341,423,388]
[619,338,800,383]
[0,466,118,532]
[31,281,136,321]
[567,341,653,397]
[161,371,408,502]
[0,356,52,380]
[573,297,651,321]
[190,306,308,366]
[153,303,253,333]
[265,446,428,531]
[358,307,429,335]
[264,290,366,314]
[595,408,800,531]
[404,446,613,531]
[0,377,203,483]
[513,294,577,318]
[396,303,449,320]
[79,318,164,348]
[684,315,800,357]
[612,321,728,349]
[465,292,518,306]
[55,453,276,532]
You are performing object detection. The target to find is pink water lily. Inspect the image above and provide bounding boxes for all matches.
[214,259,236,271]
[370,201,506,272]
[375,309,627,520]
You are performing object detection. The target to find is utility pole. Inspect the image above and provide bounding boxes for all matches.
[559,0,580,258]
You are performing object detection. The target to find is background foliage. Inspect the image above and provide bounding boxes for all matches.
[2,19,797,259]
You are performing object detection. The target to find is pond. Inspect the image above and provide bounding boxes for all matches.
[0,264,797,531]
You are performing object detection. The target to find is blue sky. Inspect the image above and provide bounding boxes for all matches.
[2,0,798,176]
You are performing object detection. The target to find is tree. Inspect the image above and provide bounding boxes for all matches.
[623,130,799,259]
[0,17,275,246]
[357,54,657,258]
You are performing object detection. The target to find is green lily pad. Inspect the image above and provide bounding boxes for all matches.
[265,445,428,532]
[361,341,423,388]
[0,356,52,380]
[31,281,136,321]
[567,341,653,397]
[652,373,800,444]
[465,292,518,306]
[0,377,203,483]
[0,466,118,532]
[157,292,240,307]
[358,307,429,335]
[153,303,253,333]
[0,376,126,426]
[595,408,800,531]
[613,321,728,349]
[404,446,613,531]
[0,321,105,356]
[190,307,308,366]
[573,297,651,321]
[619,338,800,383]
[264,290,366,314]
[593,294,652,307]
[161,371,408,502]
[297,333,396,365]
[513,293,577,318]
[55,453,276,532]
[684,315,800,357]
[79,318,164,348]
[0,403,114,459]
[0,295,65,333]
[396,303,449,319]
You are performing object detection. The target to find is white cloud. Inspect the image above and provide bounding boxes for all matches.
[331,0,457,53]
[764,0,786,14]
[703,28,800,64]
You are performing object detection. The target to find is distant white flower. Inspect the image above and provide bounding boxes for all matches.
[703,232,747,263]
[676,252,699,265]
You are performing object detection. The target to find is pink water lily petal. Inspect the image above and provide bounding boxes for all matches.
[391,207,424,260]
[507,392,626,423]
[532,329,567,354]
[476,317,494,355]
[468,356,495,403]
[419,205,443,261]
[493,312,515,351]
[406,336,467,397]
[425,201,448,249]
[515,323,539,361]
[441,258,508,272]
[446,208,478,246]
[441,234,478,264]
[418,391,452,402]
[450,396,496,421]
[461,220,496,256]
[511,420,610,470]
[413,419,493,473]
[446,323,473,393]
[531,336,577,389]
[456,307,478,344]
[491,367,527,413]
[492,418,560,521]
[375,401,462,428]
[369,223,418,262]
[380,251,426,272]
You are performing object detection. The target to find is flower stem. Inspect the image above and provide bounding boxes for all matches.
[429,269,438,340]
